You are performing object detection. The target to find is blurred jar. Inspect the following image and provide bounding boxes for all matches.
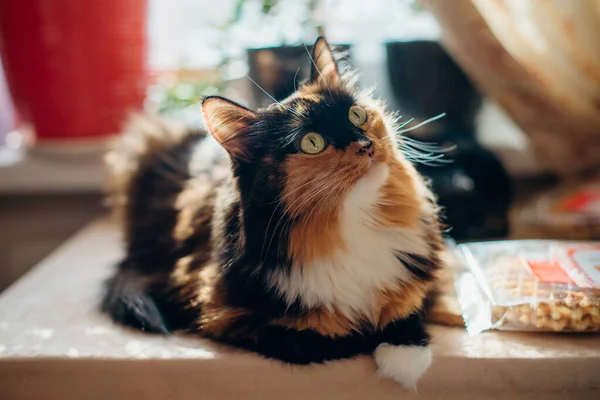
[0,0,148,143]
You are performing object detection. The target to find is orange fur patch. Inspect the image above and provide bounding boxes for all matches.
[284,144,371,262]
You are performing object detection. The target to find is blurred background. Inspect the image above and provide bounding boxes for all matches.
[1,0,599,292]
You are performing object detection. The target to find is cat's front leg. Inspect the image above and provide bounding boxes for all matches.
[374,313,432,390]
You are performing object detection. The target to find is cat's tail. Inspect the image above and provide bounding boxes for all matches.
[102,115,204,334]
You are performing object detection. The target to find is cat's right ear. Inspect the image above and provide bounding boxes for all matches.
[202,96,258,162]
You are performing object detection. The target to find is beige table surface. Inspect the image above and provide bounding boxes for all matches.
[1,218,599,399]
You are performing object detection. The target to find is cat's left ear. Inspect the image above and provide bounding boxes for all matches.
[202,96,258,162]
[310,37,340,86]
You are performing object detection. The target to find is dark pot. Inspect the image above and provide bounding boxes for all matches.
[247,44,350,108]
[386,40,481,139]
[414,139,512,241]
[387,40,511,240]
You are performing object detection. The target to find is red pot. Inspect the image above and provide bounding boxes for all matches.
[0,0,148,142]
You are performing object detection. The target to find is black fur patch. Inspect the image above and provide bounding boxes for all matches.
[212,312,428,365]
[394,251,439,282]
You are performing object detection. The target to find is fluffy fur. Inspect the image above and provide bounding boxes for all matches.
[102,37,445,389]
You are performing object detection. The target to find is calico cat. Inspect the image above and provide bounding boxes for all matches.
[102,37,445,389]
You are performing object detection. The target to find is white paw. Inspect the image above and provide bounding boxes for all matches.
[374,343,432,390]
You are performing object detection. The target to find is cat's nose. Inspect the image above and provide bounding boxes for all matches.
[357,139,374,157]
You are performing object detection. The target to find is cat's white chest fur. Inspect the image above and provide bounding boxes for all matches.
[270,162,429,319]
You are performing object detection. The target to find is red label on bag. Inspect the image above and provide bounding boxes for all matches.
[526,260,573,284]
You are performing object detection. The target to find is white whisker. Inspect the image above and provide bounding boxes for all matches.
[398,117,415,129]
[293,66,301,92]
[400,138,456,154]
[397,113,446,134]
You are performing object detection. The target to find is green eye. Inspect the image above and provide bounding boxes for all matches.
[300,132,326,154]
[349,105,367,126]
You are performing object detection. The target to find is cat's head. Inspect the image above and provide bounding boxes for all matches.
[202,37,429,264]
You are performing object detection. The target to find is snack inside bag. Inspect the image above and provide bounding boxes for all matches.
[455,240,600,333]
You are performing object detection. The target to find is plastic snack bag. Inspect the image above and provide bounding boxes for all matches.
[455,240,600,334]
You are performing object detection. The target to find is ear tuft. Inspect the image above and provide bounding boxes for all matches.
[201,96,258,162]
[310,37,340,86]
